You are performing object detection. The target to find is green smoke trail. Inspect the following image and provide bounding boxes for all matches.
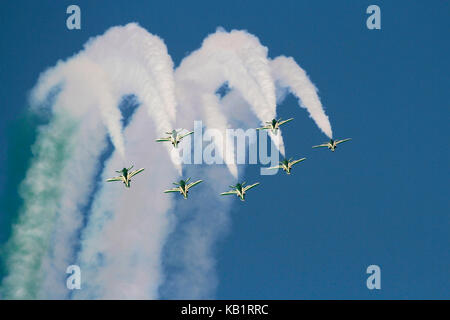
[0,110,77,299]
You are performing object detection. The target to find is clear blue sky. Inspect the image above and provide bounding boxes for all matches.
[0,0,449,299]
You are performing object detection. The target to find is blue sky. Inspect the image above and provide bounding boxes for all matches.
[0,0,449,299]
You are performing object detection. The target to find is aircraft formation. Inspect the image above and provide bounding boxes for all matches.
[106,118,351,201]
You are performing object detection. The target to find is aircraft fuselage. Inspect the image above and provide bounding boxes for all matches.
[327,139,336,151]
[119,168,131,187]
[171,136,179,147]
[269,119,280,133]
[234,186,245,201]
[170,132,183,148]
[179,180,188,198]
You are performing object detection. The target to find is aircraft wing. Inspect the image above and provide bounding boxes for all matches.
[278,118,294,126]
[106,176,123,182]
[312,143,329,148]
[220,190,238,196]
[187,180,203,189]
[291,158,306,166]
[256,125,270,130]
[267,165,282,170]
[156,138,171,142]
[180,131,194,139]
[129,168,144,178]
[164,188,180,193]
[243,182,260,192]
[336,138,352,145]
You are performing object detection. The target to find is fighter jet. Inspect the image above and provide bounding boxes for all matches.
[267,157,306,174]
[312,138,352,152]
[106,165,145,188]
[156,129,194,148]
[220,182,260,201]
[256,118,294,134]
[164,178,203,199]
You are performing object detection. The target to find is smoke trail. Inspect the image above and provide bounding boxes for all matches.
[161,31,332,299]
[160,92,252,299]
[73,104,178,299]
[38,115,108,299]
[69,24,180,299]
[201,93,238,177]
[1,23,180,299]
[0,111,78,299]
[85,24,177,133]
[47,23,178,299]
[85,23,180,172]
[1,45,128,298]
[1,50,124,298]
[162,28,284,297]
[31,56,125,157]
[270,56,333,138]
[175,28,283,178]
[160,165,233,299]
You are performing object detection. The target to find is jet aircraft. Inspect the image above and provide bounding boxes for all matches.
[164,178,203,199]
[312,138,351,152]
[106,165,145,188]
[267,157,306,174]
[156,129,194,148]
[256,118,294,134]
[220,182,260,201]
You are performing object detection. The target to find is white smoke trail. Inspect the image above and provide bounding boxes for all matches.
[161,29,284,298]
[38,118,107,299]
[73,103,178,299]
[161,32,332,299]
[175,28,283,178]
[1,23,180,299]
[69,24,180,299]
[268,130,286,156]
[1,48,128,298]
[160,91,253,299]
[84,23,181,173]
[160,165,233,299]
[201,93,238,177]
[270,56,333,138]
[31,54,125,300]
[31,56,125,157]
[38,23,179,299]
